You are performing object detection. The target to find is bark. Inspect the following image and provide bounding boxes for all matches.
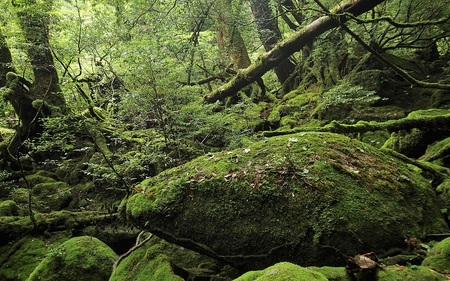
[249,0,297,91]
[15,1,66,111]
[4,1,68,158]
[0,30,14,87]
[205,0,386,103]
[216,0,252,69]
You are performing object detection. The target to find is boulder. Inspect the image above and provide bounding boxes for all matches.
[125,132,448,270]
[422,237,450,274]
[28,236,118,281]
[234,262,327,281]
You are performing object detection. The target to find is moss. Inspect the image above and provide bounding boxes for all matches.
[234,262,327,281]
[378,265,447,280]
[111,237,204,281]
[422,237,450,274]
[21,173,57,188]
[31,182,73,213]
[0,235,67,281]
[309,266,350,281]
[126,132,448,269]
[0,127,15,142]
[421,137,450,167]
[0,200,19,216]
[28,236,118,281]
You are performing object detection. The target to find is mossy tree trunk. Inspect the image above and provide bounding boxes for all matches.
[4,0,67,158]
[205,0,387,103]
[0,30,14,88]
[249,0,297,92]
[216,0,252,70]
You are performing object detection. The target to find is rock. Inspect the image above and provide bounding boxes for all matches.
[31,182,74,212]
[378,265,447,280]
[28,236,118,281]
[422,237,450,274]
[0,235,67,281]
[234,262,327,281]
[0,200,19,216]
[382,109,450,158]
[125,132,448,270]
[111,236,226,281]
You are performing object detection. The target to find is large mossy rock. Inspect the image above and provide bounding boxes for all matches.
[27,236,118,281]
[125,132,448,270]
[110,236,225,281]
[234,262,327,281]
[422,237,450,274]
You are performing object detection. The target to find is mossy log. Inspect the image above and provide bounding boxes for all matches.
[204,0,386,103]
[0,211,117,246]
[262,112,450,137]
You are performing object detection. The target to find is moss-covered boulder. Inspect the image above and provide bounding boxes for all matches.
[0,199,19,216]
[422,237,450,274]
[382,109,450,158]
[0,235,67,281]
[310,265,448,281]
[28,236,118,281]
[31,181,73,212]
[125,132,448,270]
[234,262,327,281]
[111,235,230,281]
[378,265,447,280]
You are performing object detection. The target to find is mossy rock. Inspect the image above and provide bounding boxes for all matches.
[0,199,19,216]
[311,264,447,281]
[110,236,221,281]
[31,182,73,212]
[382,109,450,158]
[420,137,450,168]
[125,132,448,270]
[422,237,450,274]
[233,262,327,281]
[0,235,67,281]
[378,265,447,280]
[28,236,118,281]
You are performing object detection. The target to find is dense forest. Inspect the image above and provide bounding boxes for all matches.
[1,0,450,280]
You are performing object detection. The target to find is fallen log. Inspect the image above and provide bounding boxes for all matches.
[0,211,117,246]
[204,0,386,103]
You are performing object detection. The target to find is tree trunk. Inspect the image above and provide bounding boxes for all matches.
[3,1,68,158]
[205,0,386,103]
[249,0,297,91]
[216,0,252,69]
[0,31,14,88]
[15,1,66,111]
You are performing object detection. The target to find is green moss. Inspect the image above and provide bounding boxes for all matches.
[378,265,447,280]
[111,237,199,281]
[309,266,350,281]
[422,237,450,274]
[0,235,67,281]
[0,200,19,216]
[126,132,447,269]
[21,173,57,188]
[421,137,450,166]
[234,262,327,281]
[31,182,73,212]
[28,236,118,281]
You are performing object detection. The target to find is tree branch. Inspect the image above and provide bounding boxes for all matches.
[204,0,387,103]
